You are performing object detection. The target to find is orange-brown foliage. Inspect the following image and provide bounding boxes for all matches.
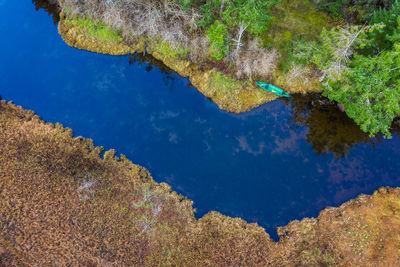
[1,101,400,266]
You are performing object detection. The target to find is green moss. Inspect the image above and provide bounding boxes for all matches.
[270,0,331,40]
[156,41,188,59]
[205,69,278,112]
[64,17,122,42]
[262,0,331,71]
[209,70,238,91]
[305,12,327,27]
[59,13,136,56]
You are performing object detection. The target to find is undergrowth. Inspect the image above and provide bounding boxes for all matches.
[263,0,332,71]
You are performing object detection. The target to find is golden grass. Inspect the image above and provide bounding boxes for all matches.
[1,101,400,265]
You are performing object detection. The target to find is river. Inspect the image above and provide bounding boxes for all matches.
[1,0,399,240]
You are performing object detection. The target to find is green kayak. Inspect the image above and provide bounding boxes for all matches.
[256,81,291,98]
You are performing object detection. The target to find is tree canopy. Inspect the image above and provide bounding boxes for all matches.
[222,0,278,36]
[308,1,400,137]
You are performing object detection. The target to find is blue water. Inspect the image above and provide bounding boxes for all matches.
[1,1,400,240]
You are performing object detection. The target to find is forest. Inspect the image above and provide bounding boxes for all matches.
[60,0,400,137]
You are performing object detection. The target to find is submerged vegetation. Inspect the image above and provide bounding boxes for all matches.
[1,100,400,265]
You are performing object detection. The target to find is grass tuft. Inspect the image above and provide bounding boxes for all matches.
[64,17,122,42]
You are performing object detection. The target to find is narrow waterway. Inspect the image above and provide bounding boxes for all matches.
[1,1,399,240]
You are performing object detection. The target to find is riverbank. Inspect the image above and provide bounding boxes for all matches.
[56,1,323,113]
[1,100,399,265]
[54,0,400,137]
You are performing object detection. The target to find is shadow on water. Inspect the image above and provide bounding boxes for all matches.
[31,0,398,163]
[129,53,177,89]
[128,49,396,161]
[32,0,61,24]
[128,50,399,161]
[284,93,400,159]
[283,93,378,159]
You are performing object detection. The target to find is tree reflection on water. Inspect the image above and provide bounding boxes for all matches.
[129,53,178,89]
[32,0,61,25]
[30,0,398,161]
[285,93,383,159]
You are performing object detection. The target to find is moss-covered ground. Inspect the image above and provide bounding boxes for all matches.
[266,0,332,65]
[263,0,332,94]
[57,0,330,113]
[64,16,122,42]
[59,12,135,55]
[1,100,400,265]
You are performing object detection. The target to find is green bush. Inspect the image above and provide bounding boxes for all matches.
[367,1,400,52]
[317,1,343,19]
[292,38,316,65]
[317,0,397,22]
[206,20,229,60]
[311,15,400,137]
[197,0,222,28]
[222,0,279,36]
[335,50,400,137]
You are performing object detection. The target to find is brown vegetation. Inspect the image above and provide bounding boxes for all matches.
[59,0,200,57]
[1,101,400,266]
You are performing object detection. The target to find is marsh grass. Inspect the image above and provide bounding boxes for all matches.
[64,16,123,42]
[1,99,400,265]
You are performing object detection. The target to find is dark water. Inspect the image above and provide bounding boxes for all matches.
[1,1,400,240]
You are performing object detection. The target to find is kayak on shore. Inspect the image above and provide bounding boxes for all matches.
[256,81,291,98]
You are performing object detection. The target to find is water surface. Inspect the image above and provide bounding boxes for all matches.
[1,1,400,240]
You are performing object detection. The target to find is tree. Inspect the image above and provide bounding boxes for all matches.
[317,0,397,22]
[312,25,371,85]
[340,48,400,137]
[367,1,400,52]
[221,0,279,57]
[312,9,400,137]
[197,0,223,27]
[206,20,229,60]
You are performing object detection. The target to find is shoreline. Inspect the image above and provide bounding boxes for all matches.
[57,11,321,114]
[2,1,399,264]
[1,100,400,265]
